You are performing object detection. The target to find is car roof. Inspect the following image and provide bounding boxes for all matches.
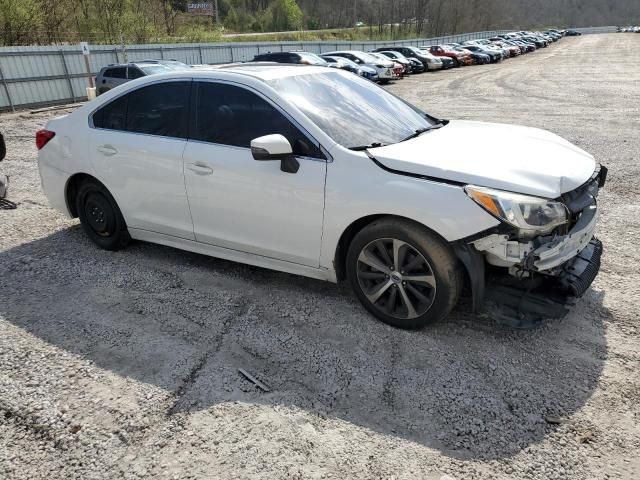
[323,50,369,56]
[103,62,167,68]
[147,63,334,81]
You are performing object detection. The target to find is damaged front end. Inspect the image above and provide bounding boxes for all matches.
[455,165,607,327]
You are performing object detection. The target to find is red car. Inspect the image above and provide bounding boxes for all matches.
[427,45,473,67]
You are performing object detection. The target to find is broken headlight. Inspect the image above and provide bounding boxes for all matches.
[465,185,568,237]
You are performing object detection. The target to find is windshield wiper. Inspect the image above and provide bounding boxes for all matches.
[349,142,386,151]
[400,123,444,143]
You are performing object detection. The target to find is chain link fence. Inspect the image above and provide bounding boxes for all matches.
[0,26,618,112]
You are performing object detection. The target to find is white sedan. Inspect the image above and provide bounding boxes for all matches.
[37,65,605,328]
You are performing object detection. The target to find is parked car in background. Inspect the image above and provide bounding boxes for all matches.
[565,30,582,36]
[369,52,406,77]
[510,39,536,53]
[436,55,456,69]
[252,51,328,66]
[373,46,442,71]
[452,46,490,64]
[321,55,361,73]
[427,45,473,66]
[37,65,606,329]
[96,62,174,95]
[322,55,380,82]
[138,60,191,70]
[323,50,396,82]
[462,45,502,63]
[378,50,425,74]
[522,35,548,47]
[406,57,426,73]
[493,41,521,57]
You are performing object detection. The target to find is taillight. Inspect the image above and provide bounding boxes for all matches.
[36,129,55,150]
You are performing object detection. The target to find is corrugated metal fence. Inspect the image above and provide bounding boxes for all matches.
[0,26,618,111]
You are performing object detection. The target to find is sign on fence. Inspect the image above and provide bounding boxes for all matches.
[187,3,214,16]
[80,42,90,56]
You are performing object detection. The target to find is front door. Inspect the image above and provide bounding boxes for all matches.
[182,81,327,267]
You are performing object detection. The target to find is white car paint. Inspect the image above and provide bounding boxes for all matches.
[371,120,596,198]
[38,66,597,287]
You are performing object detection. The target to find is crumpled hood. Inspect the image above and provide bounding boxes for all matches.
[370,120,596,198]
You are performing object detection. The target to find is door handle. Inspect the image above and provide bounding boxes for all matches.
[97,144,117,156]
[186,162,214,175]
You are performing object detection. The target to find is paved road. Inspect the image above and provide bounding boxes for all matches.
[1,33,639,480]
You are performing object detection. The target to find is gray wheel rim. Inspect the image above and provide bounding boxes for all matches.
[356,238,437,320]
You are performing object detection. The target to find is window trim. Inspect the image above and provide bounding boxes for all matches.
[88,78,192,142]
[190,79,329,162]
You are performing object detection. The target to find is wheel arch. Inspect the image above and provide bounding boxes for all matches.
[333,214,453,282]
[65,172,104,218]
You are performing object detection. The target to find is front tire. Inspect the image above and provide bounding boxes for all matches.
[76,180,130,251]
[346,218,463,329]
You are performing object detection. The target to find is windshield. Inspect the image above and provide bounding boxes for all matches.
[268,71,435,149]
[329,56,357,67]
[140,65,173,75]
[298,52,328,65]
[161,61,190,70]
[356,52,384,64]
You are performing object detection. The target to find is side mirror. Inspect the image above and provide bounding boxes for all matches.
[250,134,299,174]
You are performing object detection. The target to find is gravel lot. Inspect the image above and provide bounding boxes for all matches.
[1,33,639,480]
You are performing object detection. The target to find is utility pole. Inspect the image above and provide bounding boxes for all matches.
[214,0,219,25]
[354,0,357,26]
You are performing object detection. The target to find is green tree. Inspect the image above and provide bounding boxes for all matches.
[269,0,302,31]
[0,0,41,45]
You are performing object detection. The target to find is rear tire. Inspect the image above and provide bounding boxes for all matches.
[76,179,130,251]
[346,218,463,329]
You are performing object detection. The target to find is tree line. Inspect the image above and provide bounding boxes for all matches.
[1,0,639,45]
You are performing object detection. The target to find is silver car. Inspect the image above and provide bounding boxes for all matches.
[96,62,176,95]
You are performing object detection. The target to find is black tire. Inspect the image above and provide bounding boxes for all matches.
[346,218,463,329]
[76,179,130,251]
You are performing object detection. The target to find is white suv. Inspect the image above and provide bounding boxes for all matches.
[37,65,605,328]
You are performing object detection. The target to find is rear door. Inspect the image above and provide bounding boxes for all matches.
[89,80,195,240]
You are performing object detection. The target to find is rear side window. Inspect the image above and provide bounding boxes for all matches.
[92,95,127,130]
[92,81,190,138]
[126,82,190,138]
[191,82,324,159]
[109,67,127,79]
[127,67,144,79]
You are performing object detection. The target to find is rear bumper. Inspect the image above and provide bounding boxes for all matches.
[38,156,73,218]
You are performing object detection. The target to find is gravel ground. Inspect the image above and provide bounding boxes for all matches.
[0,33,639,480]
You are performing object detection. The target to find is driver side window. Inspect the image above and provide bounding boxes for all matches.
[191,82,325,160]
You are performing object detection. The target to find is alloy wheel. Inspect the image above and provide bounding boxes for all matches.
[356,238,437,320]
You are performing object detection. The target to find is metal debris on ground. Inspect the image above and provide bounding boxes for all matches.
[238,368,271,392]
